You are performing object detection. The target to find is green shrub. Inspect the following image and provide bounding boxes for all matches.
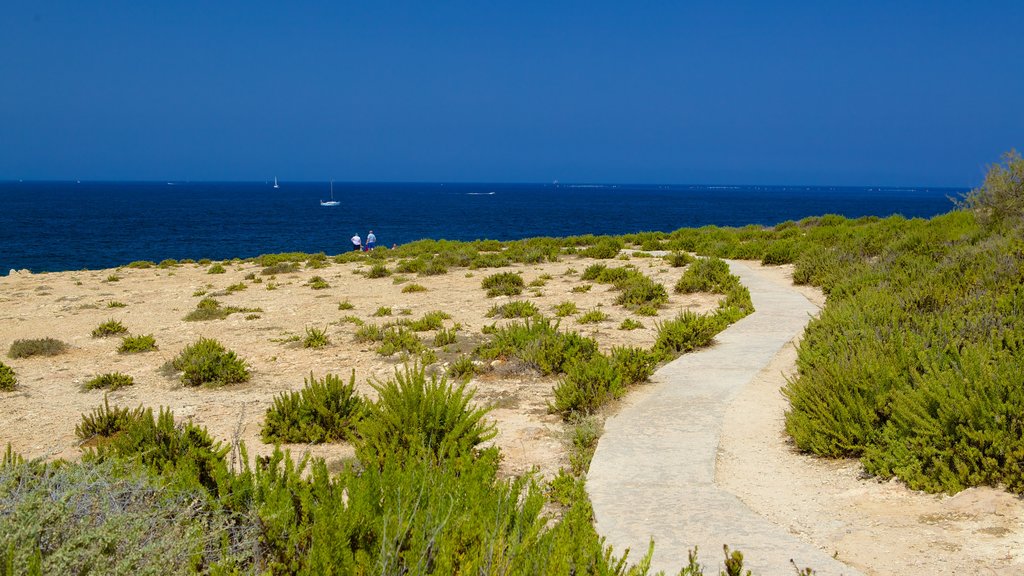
[448,355,475,380]
[170,338,250,387]
[675,256,734,293]
[0,362,17,391]
[126,260,155,269]
[550,354,624,418]
[611,346,656,386]
[207,263,226,274]
[372,306,392,317]
[105,274,121,282]
[158,259,179,268]
[75,396,145,441]
[481,271,524,297]
[118,334,157,353]
[225,282,247,293]
[262,372,366,444]
[83,372,135,391]
[183,297,259,321]
[338,299,354,310]
[404,310,452,331]
[579,237,623,259]
[354,323,385,342]
[92,319,128,338]
[619,318,644,330]
[8,338,67,359]
[355,364,496,468]
[107,300,127,308]
[0,457,257,574]
[653,311,726,360]
[635,304,659,316]
[420,349,438,365]
[567,415,604,476]
[308,275,330,289]
[577,309,609,323]
[960,149,1024,233]
[486,300,539,319]
[554,301,578,317]
[433,327,458,347]
[339,314,364,326]
[475,317,598,375]
[303,326,330,348]
[613,274,668,309]
[262,262,299,275]
[664,251,694,267]
[366,263,390,278]
[377,327,424,356]
[570,284,592,293]
[402,283,427,293]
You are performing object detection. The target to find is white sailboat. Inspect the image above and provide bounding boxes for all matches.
[320,180,340,206]
[273,177,280,189]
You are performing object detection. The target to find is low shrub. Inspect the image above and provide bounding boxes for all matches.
[404,310,452,331]
[170,337,250,387]
[570,284,592,293]
[105,274,121,282]
[377,327,424,356]
[664,251,695,267]
[675,256,734,293]
[303,326,330,348]
[448,355,475,380]
[550,354,624,417]
[611,346,656,386]
[261,262,299,275]
[75,396,145,442]
[158,259,179,268]
[92,319,128,338]
[225,282,247,293]
[83,372,135,391]
[8,338,68,359]
[118,334,157,353]
[433,327,458,347]
[567,415,603,476]
[619,318,643,330]
[402,283,427,293]
[107,301,127,308]
[126,260,155,269]
[366,263,390,278]
[0,362,16,391]
[262,372,366,444]
[554,301,578,317]
[579,237,623,259]
[354,323,385,342]
[183,297,259,321]
[338,299,355,310]
[339,315,364,326]
[653,311,726,360]
[481,271,524,297]
[372,306,392,317]
[355,364,496,468]
[577,309,609,323]
[475,317,598,375]
[486,300,539,319]
[207,263,226,274]
[308,275,330,289]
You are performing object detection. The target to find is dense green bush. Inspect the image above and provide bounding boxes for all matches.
[355,364,496,468]
[481,271,525,297]
[0,362,16,391]
[170,337,250,387]
[582,265,668,310]
[302,326,330,348]
[262,372,366,444]
[118,334,157,353]
[366,262,390,278]
[8,338,67,359]
[83,372,134,391]
[75,396,145,442]
[611,346,657,386]
[307,275,330,289]
[674,256,733,293]
[377,326,425,356]
[487,300,540,318]
[653,311,726,360]
[92,319,128,338]
[664,251,695,267]
[579,237,623,259]
[550,354,624,417]
[475,317,598,375]
[207,263,226,274]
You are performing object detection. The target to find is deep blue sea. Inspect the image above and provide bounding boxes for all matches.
[0,181,963,274]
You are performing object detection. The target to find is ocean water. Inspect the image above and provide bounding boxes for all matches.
[0,180,962,274]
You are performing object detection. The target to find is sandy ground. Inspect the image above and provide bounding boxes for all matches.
[0,254,716,480]
[717,263,1024,575]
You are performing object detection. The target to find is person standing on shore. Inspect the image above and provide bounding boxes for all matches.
[351,234,361,251]
[366,230,376,251]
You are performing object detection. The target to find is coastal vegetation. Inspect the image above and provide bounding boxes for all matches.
[118,334,157,353]
[169,337,251,387]
[82,372,134,391]
[0,362,16,391]
[8,338,68,359]
[261,372,365,444]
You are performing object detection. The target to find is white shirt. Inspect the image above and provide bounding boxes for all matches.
[351,235,361,245]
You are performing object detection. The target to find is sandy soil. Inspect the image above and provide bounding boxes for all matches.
[717,263,1024,575]
[0,254,716,480]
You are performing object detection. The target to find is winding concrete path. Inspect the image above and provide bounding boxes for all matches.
[587,260,863,576]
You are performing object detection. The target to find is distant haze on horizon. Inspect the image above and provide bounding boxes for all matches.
[1,2,1021,188]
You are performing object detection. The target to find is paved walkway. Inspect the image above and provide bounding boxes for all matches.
[587,260,863,576]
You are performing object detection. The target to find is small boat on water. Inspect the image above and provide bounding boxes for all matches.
[273,176,280,189]
[321,180,340,206]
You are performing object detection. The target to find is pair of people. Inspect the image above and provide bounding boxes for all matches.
[351,231,377,251]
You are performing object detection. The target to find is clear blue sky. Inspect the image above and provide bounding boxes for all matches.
[2,2,1021,187]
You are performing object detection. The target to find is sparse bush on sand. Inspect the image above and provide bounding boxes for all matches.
[8,338,68,359]
[92,319,128,338]
[170,337,250,387]
[83,372,135,391]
